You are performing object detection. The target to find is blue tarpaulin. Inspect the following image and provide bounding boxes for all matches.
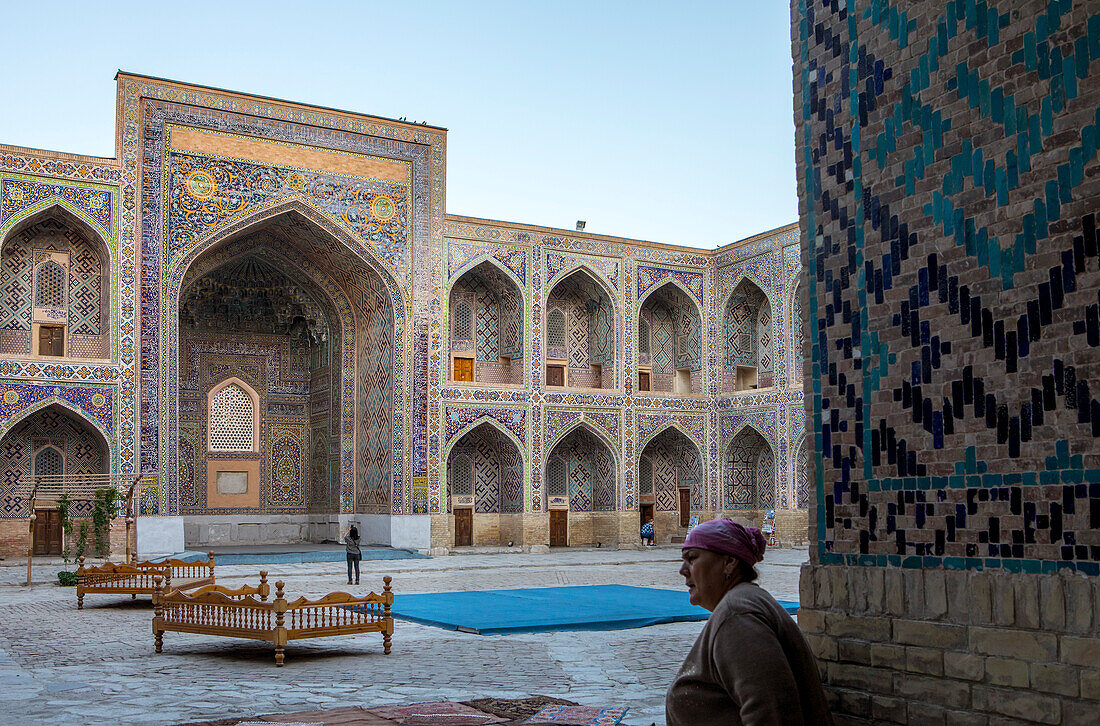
[388,584,799,635]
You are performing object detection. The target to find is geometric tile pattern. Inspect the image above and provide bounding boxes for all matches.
[723,425,771,509]
[795,2,1100,571]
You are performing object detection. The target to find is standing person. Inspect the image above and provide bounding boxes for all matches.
[666,518,833,726]
[344,526,361,585]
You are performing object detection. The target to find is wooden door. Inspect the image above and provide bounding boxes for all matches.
[638,371,651,391]
[454,357,474,383]
[640,503,654,527]
[454,508,472,546]
[546,365,564,387]
[39,326,64,357]
[679,489,691,527]
[33,509,62,556]
[549,509,568,547]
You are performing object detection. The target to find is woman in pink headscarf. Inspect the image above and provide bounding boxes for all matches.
[666,518,833,726]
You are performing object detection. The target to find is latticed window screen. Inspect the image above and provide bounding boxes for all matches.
[34,261,66,308]
[547,309,566,348]
[638,318,650,354]
[639,456,653,494]
[34,447,64,477]
[548,457,566,496]
[209,383,255,452]
[453,302,473,340]
[451,454,472,495]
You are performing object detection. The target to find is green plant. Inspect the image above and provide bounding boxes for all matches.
[57,570,77,586]
[57,492,74,563]
[75,521,89,561]
[91,487,119,558]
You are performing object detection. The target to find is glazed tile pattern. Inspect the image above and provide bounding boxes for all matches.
[796,2,1100,572]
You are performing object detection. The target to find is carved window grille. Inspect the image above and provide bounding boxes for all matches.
[209,383,255,452]
[547,309,566,348]
[639,456,653,494]
[548,456,566,496]
[638,318,650,354]
[453,302,473,340]
[34,261,66,308]
[34,446,64,478]
[451,454,472,496]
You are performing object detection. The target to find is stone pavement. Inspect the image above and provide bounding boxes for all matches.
[0,545,807,726]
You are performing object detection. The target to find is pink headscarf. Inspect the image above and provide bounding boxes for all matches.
[683,518,767,565]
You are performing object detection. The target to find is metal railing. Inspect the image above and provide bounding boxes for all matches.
[19,473,147,585]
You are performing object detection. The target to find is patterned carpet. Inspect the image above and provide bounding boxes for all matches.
[178,697,638,726]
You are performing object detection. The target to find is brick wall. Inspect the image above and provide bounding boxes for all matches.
[793,1,1100,723]
[799,565,1100,725]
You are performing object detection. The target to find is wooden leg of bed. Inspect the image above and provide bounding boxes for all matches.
[275,645,285,667]
[154,631,163,653]
[77,592,83,609]
[383,631,392,655]
[132,594,137,600]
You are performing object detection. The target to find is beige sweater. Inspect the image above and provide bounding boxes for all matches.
[666,583,833,726]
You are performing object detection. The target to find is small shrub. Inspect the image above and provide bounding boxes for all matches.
[57,571,77,586]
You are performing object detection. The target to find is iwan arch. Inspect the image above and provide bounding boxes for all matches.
[0,74,806,556]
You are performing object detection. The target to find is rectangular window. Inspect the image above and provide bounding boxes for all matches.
[38,326,64,357]
[675,368,692,395]
[546,365,565,387]
[638,371,650,392]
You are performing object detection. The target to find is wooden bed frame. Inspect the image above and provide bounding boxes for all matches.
[76,552,216,609]
[152,575,393,665]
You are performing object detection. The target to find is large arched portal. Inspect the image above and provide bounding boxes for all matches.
[445,421,523,546]
[638,427,703,543]
[174,211,395,545]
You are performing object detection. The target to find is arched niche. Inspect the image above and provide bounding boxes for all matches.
[0,206,112,361]
[447,259,523,386]
[544,268,616,391]
[545,423,617,512]
[175,208,395,517]
[723,425,775,510]
[445,421,524,514]
[638,425,703,538]
[637,281,702,396]
[722,278,773,393]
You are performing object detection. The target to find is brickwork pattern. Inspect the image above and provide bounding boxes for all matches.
[794,1,1100,723]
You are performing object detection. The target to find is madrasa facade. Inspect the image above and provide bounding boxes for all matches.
[0,74,806,557]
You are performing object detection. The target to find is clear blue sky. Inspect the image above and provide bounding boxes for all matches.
[0,2,796,248]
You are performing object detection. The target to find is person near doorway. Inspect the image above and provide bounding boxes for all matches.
[640,519,655,546]
[666,518,832,726]
[344,526,361,585]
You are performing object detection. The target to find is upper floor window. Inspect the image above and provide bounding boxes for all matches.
[547,308,566,349]
[453,302,473,340]
[34,260,67,308]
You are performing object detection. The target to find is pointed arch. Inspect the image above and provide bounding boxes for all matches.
[443,415,526,463]
[448,252,525,293]
[637,277,703,319]
[0,199,113,271]
[637,420,705,459]
[166,197,406,515]
[0,397,113,455]
[721,273,773,313]
[545,418,620,468]
[546,262,618,306]
[206,377,261,453]
[725,422,775,456]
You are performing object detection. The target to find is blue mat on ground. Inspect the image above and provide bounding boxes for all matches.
[387,584,799,634]
[162,549,428,565]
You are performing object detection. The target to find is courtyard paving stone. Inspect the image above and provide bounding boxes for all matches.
[0,546,806,725]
